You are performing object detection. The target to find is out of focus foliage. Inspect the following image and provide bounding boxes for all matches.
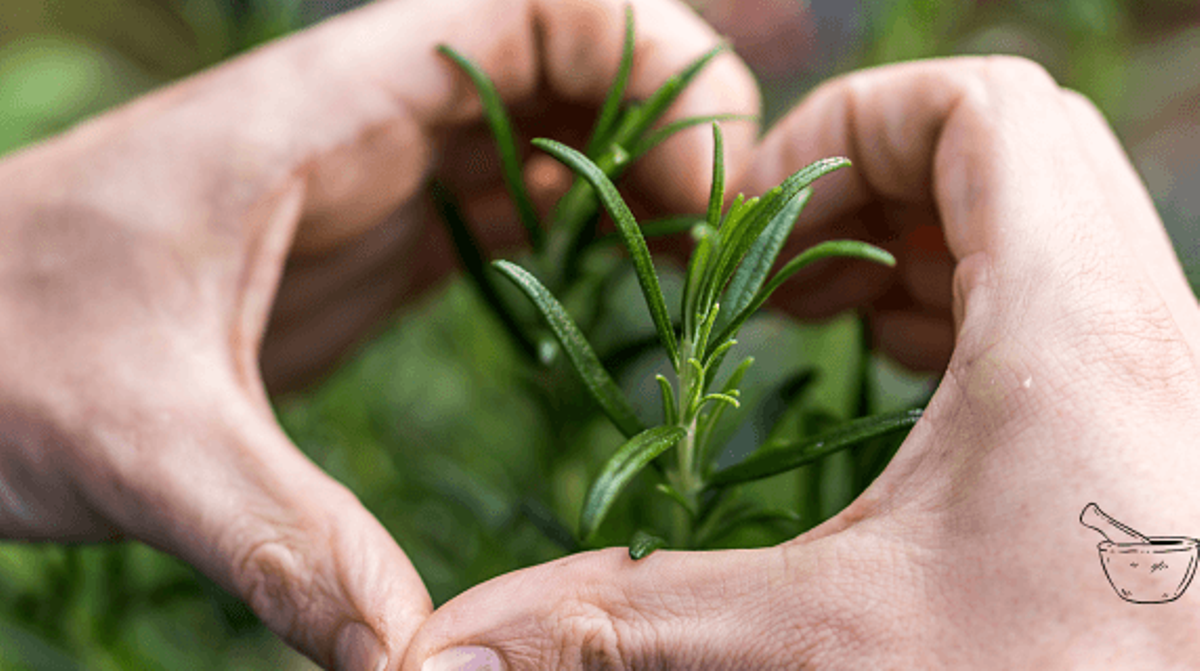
[0,0,305,156]
[0,1,1197,668]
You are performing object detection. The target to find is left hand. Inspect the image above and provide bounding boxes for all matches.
[0,0,757,668]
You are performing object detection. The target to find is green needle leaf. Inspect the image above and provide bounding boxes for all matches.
[431,181,538,360]
[595,215,704,246]
[619,43,727,144]
[580,425,687,542]
[704,339,738,370]
[720,193,749,231]
[493,260,645,438]
[697,356,754,470]
[656,374,678,426]
[695,302,720,357]
[707,158,850,310]
[519,499,581,553]
[717,187,811,333]
[761,240,895,303]
[699,392,740,411]
[707,409,923,488]
[437,45,544,251]
[708,239,895,359]
[707,123,725,229]
[654,483,695,517]
[694,193,751,318]
[533,138,679,365]
[629,529,668,560]
[631,114,757,159]
[694,504,800,548]
[681,223,716,338]
[586,5,636,157]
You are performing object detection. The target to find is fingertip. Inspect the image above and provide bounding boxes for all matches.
[337,621,389,671]
[532,0,628,104]
[421,646,506,671]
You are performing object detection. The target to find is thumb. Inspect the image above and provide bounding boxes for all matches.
[401,547,808,671]
[90,385,431,670]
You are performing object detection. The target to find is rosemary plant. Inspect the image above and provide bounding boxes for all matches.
[437,7,922,559]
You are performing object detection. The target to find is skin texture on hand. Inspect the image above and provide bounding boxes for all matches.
[0,0,757,668]
[402,58,1200,669]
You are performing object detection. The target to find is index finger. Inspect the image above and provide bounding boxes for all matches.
[31,0,759,254]
[737,57,1198,372]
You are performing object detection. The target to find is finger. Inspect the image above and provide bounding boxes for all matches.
[402,547,811,671]
[403,534,942,671]
[74,381,431,670]
[60,0,758,262]
[611,0,761,215]
[739,57,1195,382]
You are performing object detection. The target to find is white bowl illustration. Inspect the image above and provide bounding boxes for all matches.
[1098,537,1199,604]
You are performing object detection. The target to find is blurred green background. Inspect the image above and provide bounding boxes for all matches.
[1,0,1198,668]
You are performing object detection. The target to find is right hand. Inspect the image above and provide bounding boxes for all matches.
[401,57,1200,670]
[747,58,1200,374]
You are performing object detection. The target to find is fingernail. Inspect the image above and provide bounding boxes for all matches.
[422,646,505,671]
[335,621,388,671]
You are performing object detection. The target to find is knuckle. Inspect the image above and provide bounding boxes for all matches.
[229,524,341,657]
[538,582,662,671]
[235,537,312,635]
[550,597,637,669]
[1060,87,1103,117]
[976,54,1059,92]
[940,55,1062,124]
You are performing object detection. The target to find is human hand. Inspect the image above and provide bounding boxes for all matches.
[0,0,756,668]
[401,58,1200,669]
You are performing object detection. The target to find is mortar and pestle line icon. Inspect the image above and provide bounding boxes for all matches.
[1081,503,1199,604]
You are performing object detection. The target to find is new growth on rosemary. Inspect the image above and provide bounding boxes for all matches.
[436,6,923,560]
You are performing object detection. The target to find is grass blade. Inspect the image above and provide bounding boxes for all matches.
[629,529,668,560]
[534,138,679,365]
[437,45,544,251]
[707,409,922,488]
[580,425,687,542]
[708,240,895,359]
[717,187,811,332]
[493,260,645,438]
[586,5,636,157]
[431,181,538,360]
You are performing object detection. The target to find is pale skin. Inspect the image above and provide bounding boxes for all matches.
[0,0,1196,670]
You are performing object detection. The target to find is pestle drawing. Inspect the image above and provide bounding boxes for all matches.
[1081,503,1199,604]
